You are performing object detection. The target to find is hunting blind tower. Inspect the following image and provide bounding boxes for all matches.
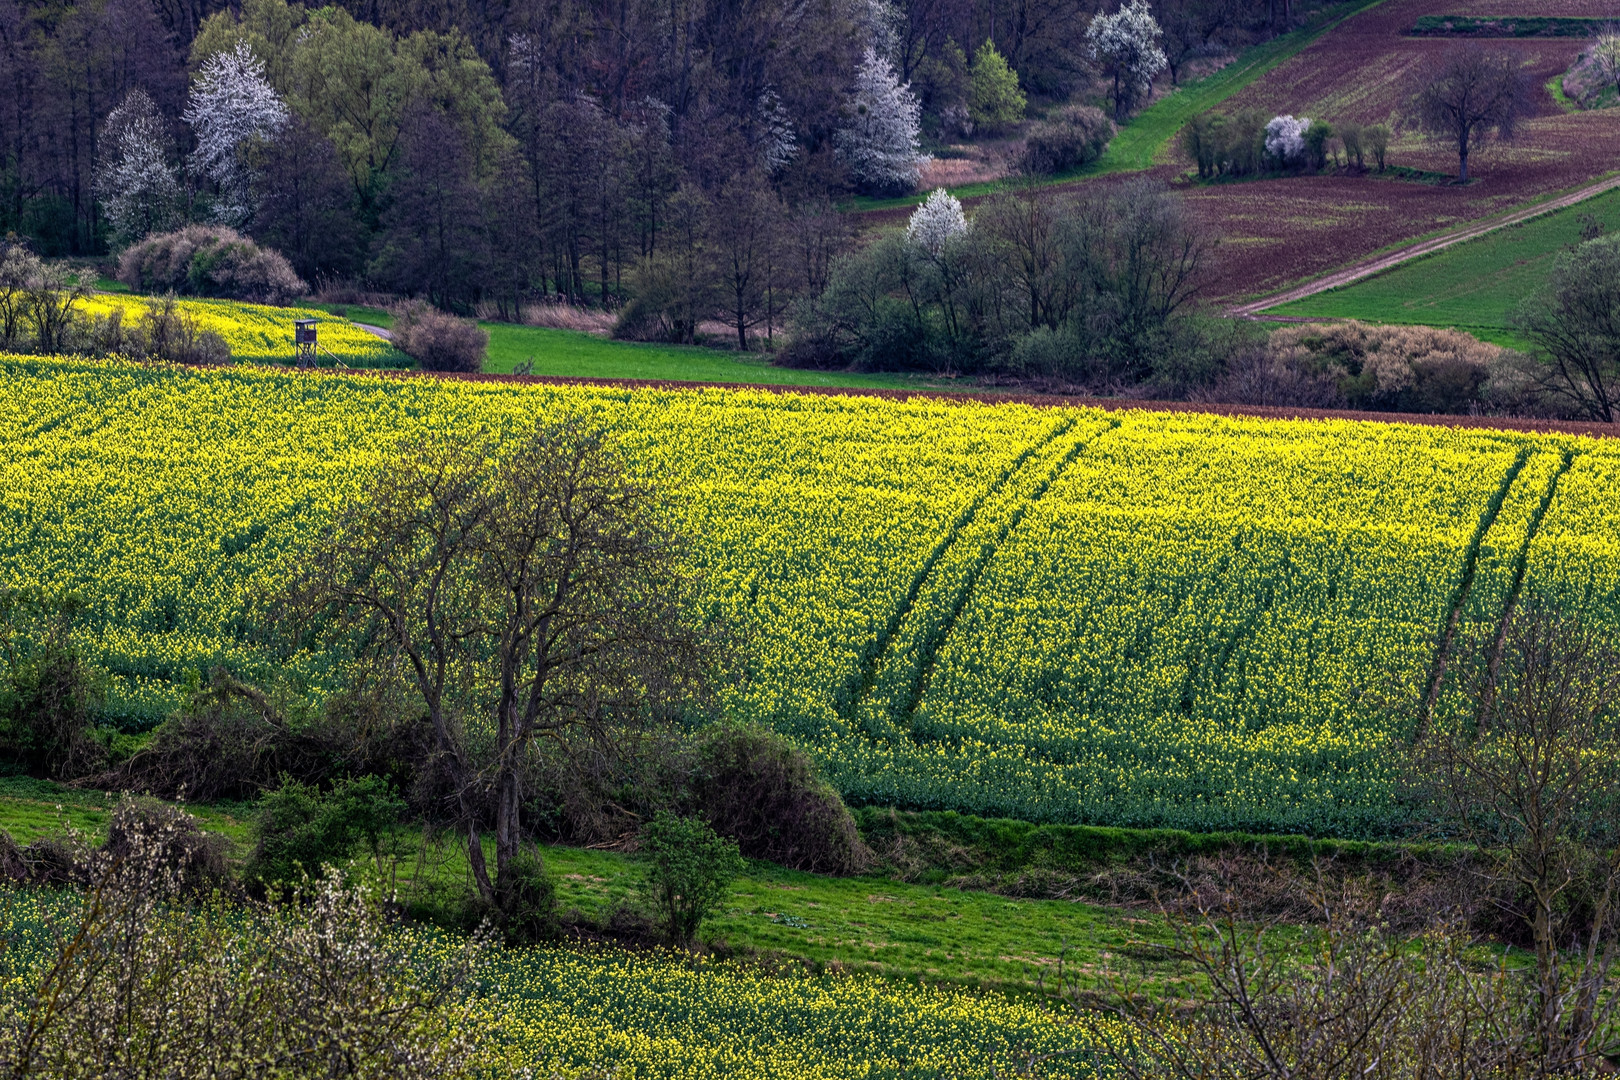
[294,319,317,368]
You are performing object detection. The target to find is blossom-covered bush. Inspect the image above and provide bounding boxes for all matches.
[1264,114,1312,166]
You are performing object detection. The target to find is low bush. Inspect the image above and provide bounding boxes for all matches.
[0,809,488,1079]
[494,847,559,944]
[389,301,488,372]
[689,724,867,875]
[1019,105,1113,176]
[103,798,231,898]
[108,668,341,801]
[1276,321,1501,412]
[89,296,232,365]
[249,774,405,884]
[0,591,106,780]
[637,811,745,947]
[117,225,307,305]
[1207,321,1506,412]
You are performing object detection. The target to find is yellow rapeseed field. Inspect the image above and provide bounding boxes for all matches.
[2,355,1615,837]
[78,295,401,367]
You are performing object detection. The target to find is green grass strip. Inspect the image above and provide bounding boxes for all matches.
[478,323,1000,391]
[1270,184,1620,337]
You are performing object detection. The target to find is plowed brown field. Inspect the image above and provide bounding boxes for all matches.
[1188,0,1620,299]
[857,0,1620,303]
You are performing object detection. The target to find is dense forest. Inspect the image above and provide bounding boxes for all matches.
[1,0,1297,308]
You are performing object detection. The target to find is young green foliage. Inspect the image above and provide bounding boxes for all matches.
[968,40,1026,132]
[638,811,745,946]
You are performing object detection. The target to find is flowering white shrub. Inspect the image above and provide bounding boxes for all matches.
[835,48,929,193]
[184,42,289,225]
[1265,114,1312,164]
[907,188,969,254]
[1087,0,1167,120]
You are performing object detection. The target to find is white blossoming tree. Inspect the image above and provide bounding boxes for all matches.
[1264,114,1311,165]
[96,90,183,247]
[1087,0,1168,121]
[835,48,928,194]
[756,88,797,174]
[906,188,968,254]
[183,42,289,226]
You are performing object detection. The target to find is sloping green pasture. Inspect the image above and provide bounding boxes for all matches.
[1269,186,1620,345]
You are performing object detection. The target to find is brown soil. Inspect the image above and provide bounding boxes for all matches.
[1227,173,1620,313]
[862,0,1620,302]
[1184,0,1620,299]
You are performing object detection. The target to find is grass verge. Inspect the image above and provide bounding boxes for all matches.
[0,776,1194,997]
[477,323,994,391]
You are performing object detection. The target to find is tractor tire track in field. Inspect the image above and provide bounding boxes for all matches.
[1417,446,1534,737]
[836,415,1080,723]
[1230,174,1620,318]
[849,418,1123,740]
[1475,448,1578,727]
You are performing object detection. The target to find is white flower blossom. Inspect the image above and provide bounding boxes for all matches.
[835,48,929,194]
[757,88,798,174]
[1265,114,1311,163]
[96,90,182,246]
[907,188,969,254]
[184,42,289,226]
[1087,0,1167,118]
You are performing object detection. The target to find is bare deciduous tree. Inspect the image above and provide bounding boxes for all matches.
[1408,45,1531,182]
[1416,602,1620,1070]
[709,172,783,351]
[292,416,718,918]
[1509,234,1620,423]
[1074,873,1534,1080]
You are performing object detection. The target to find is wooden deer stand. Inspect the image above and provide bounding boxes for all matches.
[294,319,317,368]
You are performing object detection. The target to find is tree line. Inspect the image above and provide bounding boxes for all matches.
[1,0,1316,305]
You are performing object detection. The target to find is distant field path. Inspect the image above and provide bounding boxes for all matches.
[1230,173,1620,317]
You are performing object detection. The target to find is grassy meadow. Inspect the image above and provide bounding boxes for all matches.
[1268,186,1620,344]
